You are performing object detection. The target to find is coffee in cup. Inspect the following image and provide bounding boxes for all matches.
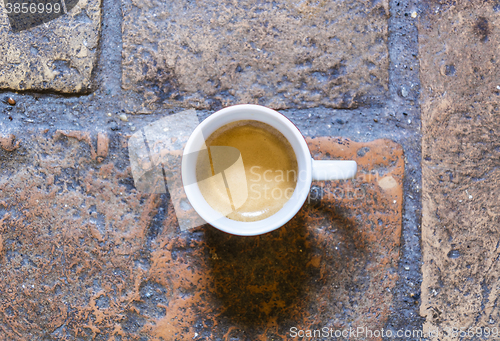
[196,120,298,222]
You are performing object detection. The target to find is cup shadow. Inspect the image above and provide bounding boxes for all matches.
[204,195,368,331]
[204,214,310,327]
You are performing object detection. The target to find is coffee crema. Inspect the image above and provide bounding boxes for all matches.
[196,120,298,222]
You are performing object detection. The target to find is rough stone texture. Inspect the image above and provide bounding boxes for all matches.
[0,0,101,93]
[419,1,500,339]
[121,0,389,111]
[0,131,403,340]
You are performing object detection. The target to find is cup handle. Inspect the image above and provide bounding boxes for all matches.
[311,159,357,181]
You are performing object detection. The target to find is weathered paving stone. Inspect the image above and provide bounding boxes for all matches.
[0,129,403,339]
[121,0,389,111]
[419,1,500,339]
[0,0,101,93]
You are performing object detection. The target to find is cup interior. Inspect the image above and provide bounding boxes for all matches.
[182,104,312,236]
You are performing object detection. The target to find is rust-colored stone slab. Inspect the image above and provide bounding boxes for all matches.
[0,0,101,93]
[0,131,402,339]
[121,0,389,111]
[419,1,500,339]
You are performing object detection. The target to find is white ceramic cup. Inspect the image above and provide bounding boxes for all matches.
[181,104,357,236]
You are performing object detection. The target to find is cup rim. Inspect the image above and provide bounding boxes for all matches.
[181,104,312,236]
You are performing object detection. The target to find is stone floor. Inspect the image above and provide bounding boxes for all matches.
[0,0,497,340]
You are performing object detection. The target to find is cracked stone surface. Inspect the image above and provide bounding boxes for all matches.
[0,130,403,339]
[419,0,500,338]
[0,0,101,93]
[121,0,389,111]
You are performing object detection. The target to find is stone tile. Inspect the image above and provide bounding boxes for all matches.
[419,1,500,338]
[121,0,389,110]
[0,0,101,93]
[0,129,403,339]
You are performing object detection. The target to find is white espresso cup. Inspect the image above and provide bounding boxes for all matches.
[181,104,357,236]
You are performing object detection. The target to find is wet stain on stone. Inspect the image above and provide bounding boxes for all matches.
[134,280,169,319]
[447,249,461,259]
[474,17,490,43]
[147,193,169,241]
[357,147,370,157]
[138,67,180,104]
[445,64,456,76]
[122,311,146,334]
[307,185,324,207]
